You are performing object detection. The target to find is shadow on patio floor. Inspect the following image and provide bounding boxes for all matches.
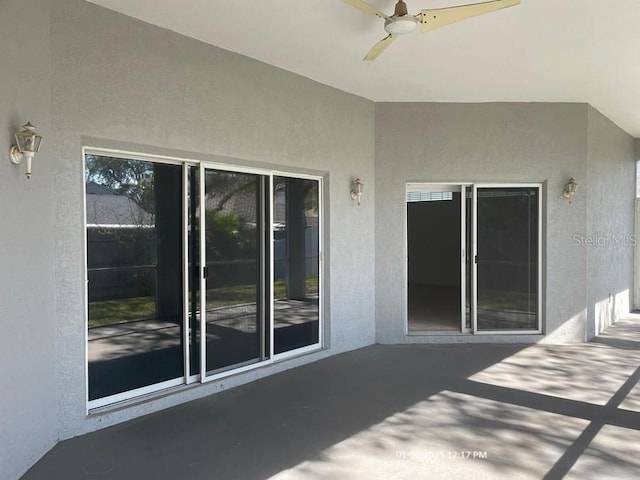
[22,315,640,479]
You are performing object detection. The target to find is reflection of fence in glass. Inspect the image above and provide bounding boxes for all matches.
[87,225,158,327]
[87,228,156,298]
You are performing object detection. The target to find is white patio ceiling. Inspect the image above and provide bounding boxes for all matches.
[87,0,640,137]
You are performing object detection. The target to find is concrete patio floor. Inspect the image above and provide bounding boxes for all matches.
[23,315,640,479]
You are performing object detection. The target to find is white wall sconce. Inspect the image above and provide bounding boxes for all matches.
[9,122,43,178]
[351,177,364,206]
[563,177,578,203]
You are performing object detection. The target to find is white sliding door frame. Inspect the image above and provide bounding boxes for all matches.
[271,171,324,361]
[198,162,270,383]
[460,185,471,334]
[85,148,190,411]
[472,183,543,335]
[198,162,207,382]
[198,163,323,383]
[405,183,467,334]
[405,181,543,337]
[85,148,324,408]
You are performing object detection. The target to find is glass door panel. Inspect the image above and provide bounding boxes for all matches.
[86,156,184,401]
[201,169,265,374]
[87,155,323,405]
[273,176,320,354]
[474,186,540,331]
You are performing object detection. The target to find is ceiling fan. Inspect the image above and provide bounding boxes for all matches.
[342,0,520,60]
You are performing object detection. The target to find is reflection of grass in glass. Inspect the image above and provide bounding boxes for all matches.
[88,297,156,328]
[477,289,536,312]
[206,284,256,309]
[89,276,320,327]
[304,275,319,296]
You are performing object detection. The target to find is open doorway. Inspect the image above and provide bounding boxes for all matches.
[407,185,465,332]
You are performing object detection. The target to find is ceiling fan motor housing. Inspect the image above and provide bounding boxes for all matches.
[394,0,409,16]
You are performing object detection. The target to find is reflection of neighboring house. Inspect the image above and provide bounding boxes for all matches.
[86,182,154,228]
[86,182,156,302]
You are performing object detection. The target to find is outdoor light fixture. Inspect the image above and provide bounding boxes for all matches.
[351,178,364,206]
[563,177,578,203]
[9,122,43,178]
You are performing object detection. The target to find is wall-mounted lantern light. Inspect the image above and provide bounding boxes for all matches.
[563,177,578,203]
[351,177,364,206]
[9,122,43,178]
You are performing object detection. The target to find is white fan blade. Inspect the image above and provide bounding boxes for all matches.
[421,0,520,33]
[364,34,396,61]
[342,0,389,19]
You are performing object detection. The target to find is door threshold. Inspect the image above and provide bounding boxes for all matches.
[408,330,471,336]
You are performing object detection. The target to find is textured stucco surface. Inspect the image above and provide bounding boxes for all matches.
[0,2,57,480]
[3,0,375,477]
[50,0,376,442]
[375,103,590,344]
[585,107,636,338]
[3,1,639,478]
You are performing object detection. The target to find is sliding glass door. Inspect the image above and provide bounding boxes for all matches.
[273,176,320,354]
[85,155,185,404]
[200,168,268,376]
[473,185,540,332]
[198,166,322,380]
[406,182,541,335]
[86,151,322,408]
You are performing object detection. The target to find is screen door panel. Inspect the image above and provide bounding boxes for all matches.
[201,168,264,374]
[474,186,540,331]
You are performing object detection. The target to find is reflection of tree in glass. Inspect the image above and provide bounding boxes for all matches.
[204,172,254,213]
[85,156,156,277]
[205,211,250,260]
[85,155,155,216]
[85,156,159,327]
[304,181,319,214]
[204,172,257,261]
[274,179,319,215]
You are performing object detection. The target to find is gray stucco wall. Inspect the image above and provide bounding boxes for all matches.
[0,2,57,479]
[3,0,376,477]
[585,107,636,338]
[51,0,376,439]
[375,103,590,344]
[3,1,638,477]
